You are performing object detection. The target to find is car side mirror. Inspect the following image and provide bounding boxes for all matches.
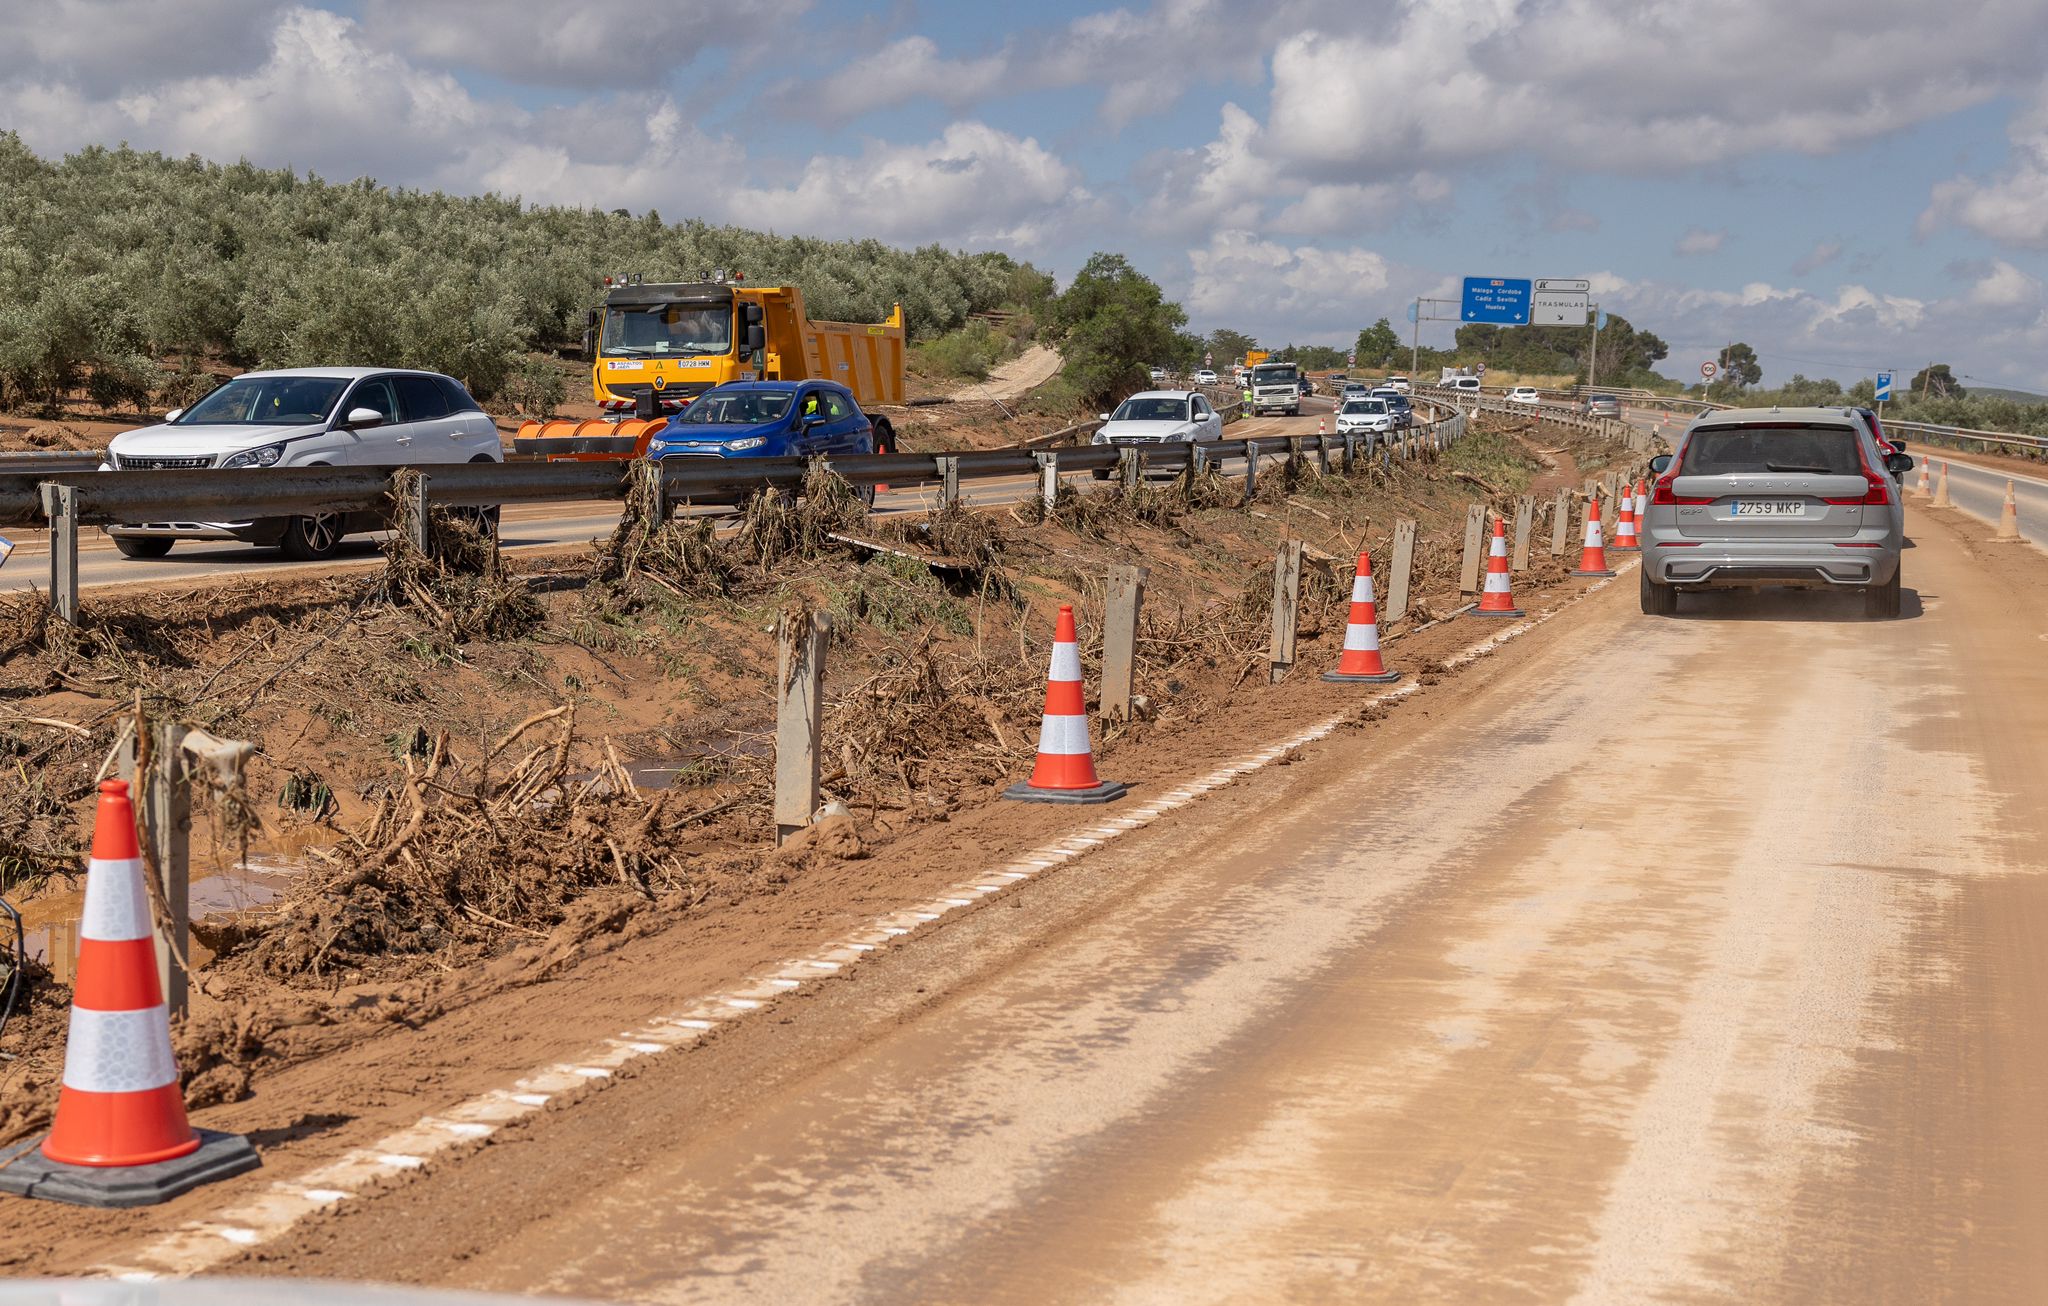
[1887,453,1913,475]
[744,324,766,354]
[343,406,385,429]
[1649,454,1673,474]
[163,408,185,424]
[1098,412,1110,421]
[802,410,828,426]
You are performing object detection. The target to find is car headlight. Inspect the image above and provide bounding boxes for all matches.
[1092,431,1108,444]
[648,438,669,453]
[726,436,767,451]
[220,443,285,469]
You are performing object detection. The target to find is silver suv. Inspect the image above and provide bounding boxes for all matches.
[1640,406,1912,618]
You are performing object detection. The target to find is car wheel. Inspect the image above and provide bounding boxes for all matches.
[1640,567,1678,616]
[113,537,174,559]
[280,512,343,561]
[1863,566,1902,619]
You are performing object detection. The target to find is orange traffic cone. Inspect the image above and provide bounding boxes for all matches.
[1914,459,1930,499]
[1471,516,1526,618]
[0,781,259,1207]
[1322,549,1400,682]
[1004,605,1126,805]
[1574,496,1615,577]
[1994,480,2024,541]
[1934,461,1953,507]
[1633,479,1649,533]
[1612,489,1639,551]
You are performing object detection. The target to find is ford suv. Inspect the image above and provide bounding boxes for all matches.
[1639,407,1912,618]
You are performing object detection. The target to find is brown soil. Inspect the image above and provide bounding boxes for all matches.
[0,416,1650,1263]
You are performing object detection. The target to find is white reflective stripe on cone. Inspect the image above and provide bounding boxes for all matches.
[1343,624,1381,652]
[61,1005,180,1093]
[1048,642,1082,684]
[1036,713,1092,756]
[80,856,151,943]
[1351,576,1375,603]
[1483,572,1513,592]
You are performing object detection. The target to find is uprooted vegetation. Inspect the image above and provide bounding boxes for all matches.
[0,418,1624,1134]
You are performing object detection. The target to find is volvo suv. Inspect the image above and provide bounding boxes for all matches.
[1639,407,1912,618]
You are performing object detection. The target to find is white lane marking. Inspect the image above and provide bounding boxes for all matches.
[100,566,1626,1280]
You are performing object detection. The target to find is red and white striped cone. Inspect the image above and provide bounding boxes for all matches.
[1,781,259,1208]
[1632,478,1649,532]
[1003,605,1126,805]
[1322,549,1400,682]
[1471,515,1526,618]
[1934,461,1953,508]
[1574,496,1615,577]
[1914,459,1930,498]
[1317,417,1327,436]
[1612,488,1640,551]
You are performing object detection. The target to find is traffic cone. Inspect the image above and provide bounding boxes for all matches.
[1322,549,1400,682]
[1003,605,1126,805]
[1574,496,1615,577]
[1471,516,1526,617]
[1632,479,1649,532]
[1934,461,1953,507]
[0,781,259,1208]
[1914,459,1930,499]
[1318,417,1327,436]
[1612,489,1640,551]
[1994,480,2024,541]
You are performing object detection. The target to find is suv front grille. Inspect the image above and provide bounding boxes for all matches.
[116,454,213,470]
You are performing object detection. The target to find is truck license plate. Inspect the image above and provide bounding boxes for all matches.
[1730,500,1804,517]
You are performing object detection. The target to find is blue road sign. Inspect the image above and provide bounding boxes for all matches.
[1596,308,1609,330]
[1875,371,1893,402]
[1407,302,1419,324]
[1462,276,1532,324]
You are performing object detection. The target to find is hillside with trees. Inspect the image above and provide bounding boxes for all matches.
[0,135,1053,412]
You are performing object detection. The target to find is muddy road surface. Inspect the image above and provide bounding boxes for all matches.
[176,498,2047,1303]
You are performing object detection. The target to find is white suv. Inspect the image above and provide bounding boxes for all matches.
[105,367,504,560]
[1508,386,1541,405]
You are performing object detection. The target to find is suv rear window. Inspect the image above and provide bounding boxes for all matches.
[1680,424,1863,476]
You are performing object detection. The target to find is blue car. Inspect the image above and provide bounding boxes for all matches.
[647,381,876,463]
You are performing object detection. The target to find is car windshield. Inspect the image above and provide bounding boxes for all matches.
[602,304,732,357]
[675,390,793,424]
[1680,425,1862,476]
[1344,400,1387,414]
[174,376,348,426]
[1113,398,1188,422]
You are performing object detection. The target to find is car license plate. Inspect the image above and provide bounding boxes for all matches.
[1730,499,1804,517]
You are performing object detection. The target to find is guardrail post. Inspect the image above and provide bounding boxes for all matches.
[1511,495,1534,571]
[1119,446,1141,490]
[1034,451,1059,511]
[1550,488,1571,555]
[1316,434,1331,475]
[1101,564,1145,723]
[1243,441,1259,504]
[41,483,80,624]
[121,718,191,1019]
[1342,432,1356,473]
[773,609,830,846]
[1268,540,1303,684]
[1386,520,1417,624]
[935,455,960,509]
[1458,503,1486,594]
[404,472,430,555]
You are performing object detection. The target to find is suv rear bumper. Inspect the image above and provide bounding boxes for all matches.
[1645,540,1898,588]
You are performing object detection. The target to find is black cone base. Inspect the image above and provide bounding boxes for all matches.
[0,1128,261,1209]
[1321,668,1401,683]
[1003,779,1128,805]
[1573,568,1616,578]
[1469,607,1525,618]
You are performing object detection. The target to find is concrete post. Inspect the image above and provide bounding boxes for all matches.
[1268,540,1303,685]
[1386,519,1418,624]
[1511,495,1534,572]
[1119,446,1141,490]
[1035,451,1059,511]
[404,472,431,556]
[1243,440,1259,505]
[1100,565,1145,723]
[1458,503,1486,594]
[773,610,831,845]
[42,483,80,624]
[936,455,960,509]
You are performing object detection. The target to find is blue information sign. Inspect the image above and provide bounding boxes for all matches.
[1875,371,1893,402]
[1461,276,1532,324]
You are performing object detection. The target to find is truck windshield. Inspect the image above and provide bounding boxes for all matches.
[675,391,794,424]
[602,304,732,357]
[175,375,348,426]
[1251,365,1299,385]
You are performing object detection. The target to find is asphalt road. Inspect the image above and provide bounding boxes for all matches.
[1916,451,2048,548]
[0,403,1339,595]
[354,500,2045,1303]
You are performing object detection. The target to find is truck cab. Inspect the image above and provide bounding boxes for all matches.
[1249,361,1302,417]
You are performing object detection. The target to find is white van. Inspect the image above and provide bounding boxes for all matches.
[1448,376,1481,393]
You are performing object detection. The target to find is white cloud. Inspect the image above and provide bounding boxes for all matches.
[1674,227,1726,257]
[1964,259,2043,309]
[723,122,1089,248]
[1270,174,1451,236]
[1185,229,1390,336]
[1919,83,2048,250]
[0,0,277,94]
[1792,241,1844,276]
[1136,102,1277,236]
[798,37,1008,120]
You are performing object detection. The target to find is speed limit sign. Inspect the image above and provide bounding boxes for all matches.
[1701,361,1718,379]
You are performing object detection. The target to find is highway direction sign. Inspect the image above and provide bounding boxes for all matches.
[1534,278,1590,293]
[1531,290,1590,326]
[1461,277,1532,324]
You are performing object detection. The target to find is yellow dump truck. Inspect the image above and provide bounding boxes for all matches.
[514,274,905,459]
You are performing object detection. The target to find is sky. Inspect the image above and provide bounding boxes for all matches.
[5,0,2048,390]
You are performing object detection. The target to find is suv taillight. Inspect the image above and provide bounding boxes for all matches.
[1651,473,1712,506]
[1823,471,1890,506]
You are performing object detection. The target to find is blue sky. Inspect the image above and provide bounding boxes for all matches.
[6,0,2047,389]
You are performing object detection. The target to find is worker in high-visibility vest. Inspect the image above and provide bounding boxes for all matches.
[1240,383,1253,418]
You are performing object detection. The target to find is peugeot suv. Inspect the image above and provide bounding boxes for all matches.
[1639,407,1912,618]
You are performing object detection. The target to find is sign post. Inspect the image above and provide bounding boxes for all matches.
[1700,360,1718,394]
